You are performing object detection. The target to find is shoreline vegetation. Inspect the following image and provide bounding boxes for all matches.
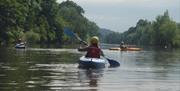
[103,11,180,48]
[0,0,180,48]
[0,0,99,47]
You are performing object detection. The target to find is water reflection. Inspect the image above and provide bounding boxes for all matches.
[78,69,104,90]
[29,64,104,91]
[0,47,180,91]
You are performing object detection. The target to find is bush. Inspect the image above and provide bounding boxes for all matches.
[25,31,40,43]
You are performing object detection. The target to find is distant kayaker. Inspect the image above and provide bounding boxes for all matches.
[17,38,22,44]
[78,36,104,58]
[17,38,26,45]
[120,41,127,50]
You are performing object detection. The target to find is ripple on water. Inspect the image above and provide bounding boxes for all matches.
[0,47,180,91]
[1,65,17,71]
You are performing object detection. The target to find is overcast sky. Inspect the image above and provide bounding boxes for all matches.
[57,0,180,32]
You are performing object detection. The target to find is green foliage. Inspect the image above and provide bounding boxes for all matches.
[59,0,99,40]
[104,10,180,48]
[6,27,24,43]
[0,0,99,46]
[25,31,40,43]
[105,32,122,44]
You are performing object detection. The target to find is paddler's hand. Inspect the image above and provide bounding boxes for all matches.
[78,46,88,52]
[80,40,88,45]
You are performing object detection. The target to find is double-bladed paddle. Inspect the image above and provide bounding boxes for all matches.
[63,28,120,67]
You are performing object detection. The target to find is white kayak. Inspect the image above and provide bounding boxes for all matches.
[15,43,26,49]
[78,56,106,69]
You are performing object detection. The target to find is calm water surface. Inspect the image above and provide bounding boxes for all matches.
[0,47,179,91]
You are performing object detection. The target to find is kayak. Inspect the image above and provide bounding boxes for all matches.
[78,56,106,69]
[109,47,142,51]
[15,43,26,49]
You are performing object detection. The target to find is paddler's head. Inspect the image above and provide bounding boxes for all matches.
[90,36,99,46]
[121,41,124,45]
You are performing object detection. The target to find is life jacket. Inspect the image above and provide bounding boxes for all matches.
[85,45,101,58]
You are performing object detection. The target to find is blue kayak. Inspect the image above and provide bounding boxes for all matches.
[78,56,106,69]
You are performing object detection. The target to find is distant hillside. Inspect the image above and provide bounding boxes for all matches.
[102,11,180,47]
[99,28,115,42]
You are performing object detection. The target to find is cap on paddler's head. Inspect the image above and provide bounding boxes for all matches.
[90,36,99,44]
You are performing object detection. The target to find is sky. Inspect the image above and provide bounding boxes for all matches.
[57,0,180,32]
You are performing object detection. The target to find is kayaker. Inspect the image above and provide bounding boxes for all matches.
[17,38,26,45]
[17,38,22,44]
[120,41,127,50]
[78,36,104,58]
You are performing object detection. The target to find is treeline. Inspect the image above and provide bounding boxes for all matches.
[105,11,180,48]
[99,28,115,43]
[0,0,99,46]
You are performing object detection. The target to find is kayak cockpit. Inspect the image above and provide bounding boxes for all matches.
[78,56,106,69]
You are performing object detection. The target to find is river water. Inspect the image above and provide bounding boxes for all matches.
[0,47,179,91]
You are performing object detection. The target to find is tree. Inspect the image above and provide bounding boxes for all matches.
[103,10,180,47]
[0,0,100,46]
[0,0,28,43]
[58,0,99,41]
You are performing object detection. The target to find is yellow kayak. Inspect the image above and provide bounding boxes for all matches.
[109,47,142,51]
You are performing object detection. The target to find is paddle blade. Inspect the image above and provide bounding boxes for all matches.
[63,28,76,38]
[106,58,120,67]
[63,28,87,45]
